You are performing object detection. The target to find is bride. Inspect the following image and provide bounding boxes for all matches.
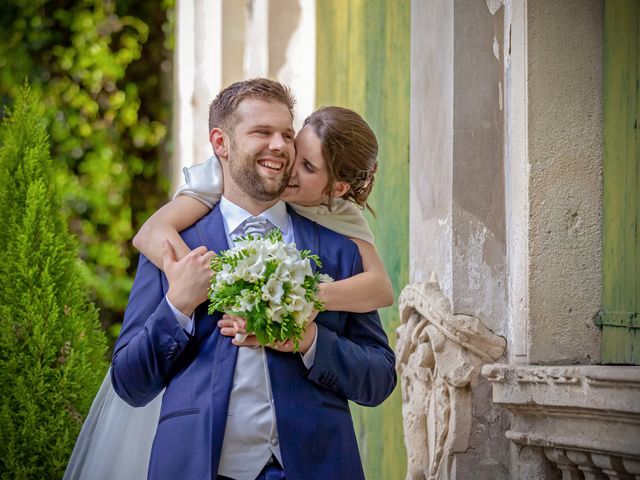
[64,106,394,479]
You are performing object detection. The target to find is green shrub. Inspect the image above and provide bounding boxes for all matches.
[0,0,174,335]
[0,85,108,479]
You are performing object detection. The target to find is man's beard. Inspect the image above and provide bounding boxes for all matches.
[228,147,291,202]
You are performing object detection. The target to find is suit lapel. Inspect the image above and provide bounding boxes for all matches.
[288,205,319,273]
[195,204,230,254]
[192,205,239,442]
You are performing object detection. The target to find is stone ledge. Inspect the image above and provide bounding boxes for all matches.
[482,364,640,459]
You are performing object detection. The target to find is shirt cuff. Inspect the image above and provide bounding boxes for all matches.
[300,324,318,369]
[166,296,195,334]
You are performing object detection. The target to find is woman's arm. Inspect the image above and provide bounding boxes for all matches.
[318,238,394,313]
[132,195,210,270]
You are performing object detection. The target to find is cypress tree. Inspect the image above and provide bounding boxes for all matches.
[0,86,108,479]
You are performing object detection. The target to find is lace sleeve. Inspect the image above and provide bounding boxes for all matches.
[173,155,223,209]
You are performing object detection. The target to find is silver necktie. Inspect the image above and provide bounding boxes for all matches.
[232,216,274,241]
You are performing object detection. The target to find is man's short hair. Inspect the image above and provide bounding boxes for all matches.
[208,78,296,133]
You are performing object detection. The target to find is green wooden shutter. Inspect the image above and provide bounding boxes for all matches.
[316,1,410,478]
[601,0,639,364]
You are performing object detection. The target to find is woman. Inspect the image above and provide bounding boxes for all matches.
[64,106,393,479]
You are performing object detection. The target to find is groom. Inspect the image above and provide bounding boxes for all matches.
[111,78,396,480]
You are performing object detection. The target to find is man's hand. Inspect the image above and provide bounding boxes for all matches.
[217,313,318,354]
[164,240,215,316]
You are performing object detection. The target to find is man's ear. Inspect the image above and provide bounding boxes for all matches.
[210,128,228,159]
[333,181,350,198]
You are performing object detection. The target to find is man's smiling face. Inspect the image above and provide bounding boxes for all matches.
[225,98,296,202]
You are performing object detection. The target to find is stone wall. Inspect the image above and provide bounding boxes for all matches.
[404,0,639,478]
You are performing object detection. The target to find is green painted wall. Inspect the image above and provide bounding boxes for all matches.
[602,0,639,364]
[316,1,410,478]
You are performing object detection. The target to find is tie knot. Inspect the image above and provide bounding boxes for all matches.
[233,216,274,240]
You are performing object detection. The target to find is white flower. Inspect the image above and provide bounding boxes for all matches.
[288,260,311,285]
[287,285,308,312]
[238,289,257,311]
[261,277,284,304]
[234,253,266,283]
[318,273,334,283]
[293,302,314,326]
[269,305,287,323]
[208,228,324,348]
[273,262,291,281]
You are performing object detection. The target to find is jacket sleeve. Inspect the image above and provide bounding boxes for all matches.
[304,249,397,407]
[110,255,193,407]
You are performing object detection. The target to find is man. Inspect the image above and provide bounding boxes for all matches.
[111,78,396,480]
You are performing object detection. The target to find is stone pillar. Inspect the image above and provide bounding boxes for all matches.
[505,0,603,365]
[406,0,510,477]
[173,0,222,188]
[480,2,640,479]
[269,0,315,130]
[410,0,506,333]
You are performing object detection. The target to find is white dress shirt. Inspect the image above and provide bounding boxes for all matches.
[167,196,317,480]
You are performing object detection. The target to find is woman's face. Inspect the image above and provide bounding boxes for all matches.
[280,126,330,206]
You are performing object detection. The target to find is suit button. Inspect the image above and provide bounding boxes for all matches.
[270,437,279,446]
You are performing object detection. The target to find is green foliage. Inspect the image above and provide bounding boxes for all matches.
[0,0,174,333]
[0,85,108,479]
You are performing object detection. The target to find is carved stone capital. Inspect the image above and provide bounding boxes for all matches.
[397,282,506,480]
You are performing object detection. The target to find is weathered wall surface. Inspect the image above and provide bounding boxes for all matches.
[410,0,506,336]
[316,1,410,478]
[408,0,510,478]
[525,0,603,364]
[451,0,506,335]
[410,0,453,295]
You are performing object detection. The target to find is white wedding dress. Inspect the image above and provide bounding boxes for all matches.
[64,156,374,479]
[64,370,162,479]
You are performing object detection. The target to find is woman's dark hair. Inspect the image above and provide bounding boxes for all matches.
[302,106,378,213]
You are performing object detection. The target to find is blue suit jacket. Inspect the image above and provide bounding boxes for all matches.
[111,205,397,480]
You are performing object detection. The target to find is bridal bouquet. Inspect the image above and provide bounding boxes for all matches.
[208,229,330,350]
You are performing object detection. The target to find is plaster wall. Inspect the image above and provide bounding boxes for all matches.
[525,0,603,364]
[409,1,510,477]
[451,0,506,335]
[409,0,453,296]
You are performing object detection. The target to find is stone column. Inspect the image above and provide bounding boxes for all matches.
[480,2,640,479]
[405,0,510,477]
[173,0,222,189]
[505,0,603,365]
[269,0,315,130]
